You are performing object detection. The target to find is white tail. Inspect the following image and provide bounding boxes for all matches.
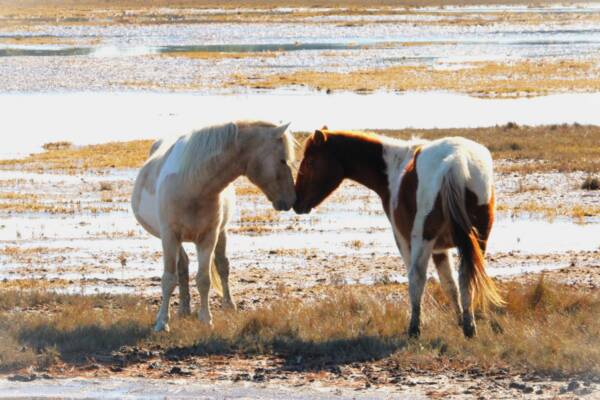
[209,261,224,297]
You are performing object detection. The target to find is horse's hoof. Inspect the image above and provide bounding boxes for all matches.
[408,325,421,338]
[154,321,170,333]
[178,306,192,317]
[198,312,213,327]
[463,323,476,338]
[222,300,237,311]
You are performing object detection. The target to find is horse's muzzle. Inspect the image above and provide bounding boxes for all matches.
[273,200,293,212]
[292,204,311,214]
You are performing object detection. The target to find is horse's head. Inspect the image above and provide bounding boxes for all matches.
[293,129,344,214]
[246,122,296,211]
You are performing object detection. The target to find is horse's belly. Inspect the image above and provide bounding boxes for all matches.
[137,187,161,236]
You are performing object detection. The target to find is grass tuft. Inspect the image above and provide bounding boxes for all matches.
[0,279,599,377]
[581,176,600,191]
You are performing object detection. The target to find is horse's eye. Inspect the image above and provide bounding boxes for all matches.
[280,159,286,165]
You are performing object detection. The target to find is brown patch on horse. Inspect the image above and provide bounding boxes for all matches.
[423,188,495,250]
[423,194,454,249]
[393,147,422,241]
[465,188,495,253]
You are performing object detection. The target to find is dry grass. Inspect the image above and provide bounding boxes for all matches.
[0,0,574,12]
[2,124,597,175]
[582,176,600,191]
[230,60,600,98]
[0,140,153,173]
[496,202,600,221]
[375,123,600,174]
[1,0,594,31]
[232,209,281,234]
[1,278,599,377]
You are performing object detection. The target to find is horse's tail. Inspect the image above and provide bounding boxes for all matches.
[441,157,504,310]
[210,260,224,297]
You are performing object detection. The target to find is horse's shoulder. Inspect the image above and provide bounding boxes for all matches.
[136,137,181,195]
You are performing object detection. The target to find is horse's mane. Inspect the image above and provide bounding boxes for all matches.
[178,120,296,183]
[314,129,426,150]
[179,122,240,183]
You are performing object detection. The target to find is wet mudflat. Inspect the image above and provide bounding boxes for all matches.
[1,4,600,94]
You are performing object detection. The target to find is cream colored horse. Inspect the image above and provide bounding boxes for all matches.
[132,121,296,332]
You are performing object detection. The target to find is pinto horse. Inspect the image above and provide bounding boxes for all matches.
[293,128,503,338]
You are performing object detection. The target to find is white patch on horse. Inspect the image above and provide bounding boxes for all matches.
[156,137,187,193]
[137,187,159,235]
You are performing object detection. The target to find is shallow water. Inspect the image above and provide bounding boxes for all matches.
[1,175,598,292]
[3,91,600,158]
[1,4,600,92]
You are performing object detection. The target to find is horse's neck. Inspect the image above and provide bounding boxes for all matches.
[186,142,247,195]
[332,135,394,207]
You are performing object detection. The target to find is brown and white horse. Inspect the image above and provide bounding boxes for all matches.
[293,128,503,338]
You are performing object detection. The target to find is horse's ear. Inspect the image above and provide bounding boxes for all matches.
[313,129,327,146]
[321,125,328,131]
[274,122,291,138]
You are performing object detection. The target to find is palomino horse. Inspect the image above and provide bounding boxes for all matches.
[132,121,296,332]
[293,128,503,338]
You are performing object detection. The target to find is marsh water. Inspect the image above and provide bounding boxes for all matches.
[1,4,600,92]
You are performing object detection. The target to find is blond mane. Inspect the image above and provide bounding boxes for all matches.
[179,122,239,183]
[177,121,296,183]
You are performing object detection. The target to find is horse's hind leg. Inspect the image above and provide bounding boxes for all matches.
[432,251,462,325]
[407,239,434,337]
[177,247,191,316]
[155,231,181,332]
[195,231,219,326]
[215,230,235,310]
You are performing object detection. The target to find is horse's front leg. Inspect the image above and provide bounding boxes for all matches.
[177,247,191,316]
[155,231,181,332]
[195,231,219,326]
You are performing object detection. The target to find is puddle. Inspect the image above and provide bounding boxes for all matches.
[2,91,600,158]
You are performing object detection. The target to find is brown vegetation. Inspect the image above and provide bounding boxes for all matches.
[1,278,599,378]
[230,60,600,98]
[0,140,153,173]
[582,176,600,191]
[376,123,600,174]
[2,124,597,175]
